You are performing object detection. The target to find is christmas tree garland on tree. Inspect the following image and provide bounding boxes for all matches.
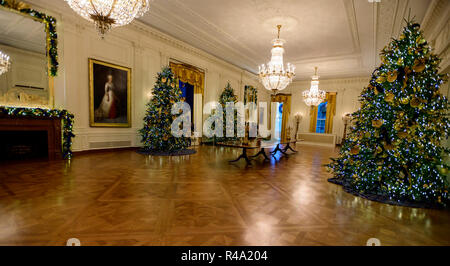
[327,21,449,207]
[139,67,192,155]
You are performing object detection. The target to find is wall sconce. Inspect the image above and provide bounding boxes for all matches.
[295,112,303,122]
[342,113,352,144]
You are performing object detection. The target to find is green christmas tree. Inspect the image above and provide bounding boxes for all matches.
[217,83,239,142]
[327,21,449,206]
[139,67,190,153]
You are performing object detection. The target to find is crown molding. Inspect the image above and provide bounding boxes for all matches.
[129,20,258,77]
[291,76,369,87]
[24,0,259,80]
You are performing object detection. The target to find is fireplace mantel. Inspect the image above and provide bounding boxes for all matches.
[0,115,63,160]
[0,106,74,159]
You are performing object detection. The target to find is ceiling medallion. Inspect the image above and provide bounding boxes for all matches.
[65,0,151,37]
[258,25,295,93]
[303,67,326,106]
[0,50,11,76]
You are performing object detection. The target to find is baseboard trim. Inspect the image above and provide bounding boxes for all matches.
[73,147,139,156]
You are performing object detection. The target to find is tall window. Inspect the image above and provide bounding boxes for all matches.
[316,101,327,133]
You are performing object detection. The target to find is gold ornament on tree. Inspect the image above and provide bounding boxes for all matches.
[372,119,384,128]
[376,75,387,84]
[400,97,410,105]
[350,146,360,155]
[413,59,426,72]
[410,97,421,108]
[387,71,398,82]
[384,92,395,103]
[398,131,408,139]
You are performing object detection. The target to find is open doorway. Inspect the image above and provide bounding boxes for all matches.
[275,102,284,140]
[271,102,284,141]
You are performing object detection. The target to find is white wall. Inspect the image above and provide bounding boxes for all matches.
[283,77,369,144]
[29,3,269,152]
[0,44,48,105]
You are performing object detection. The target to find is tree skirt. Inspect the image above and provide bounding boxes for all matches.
[137,149,197,156]
[328,178,448,210]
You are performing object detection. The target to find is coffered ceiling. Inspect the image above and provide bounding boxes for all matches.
[140,0,432,80]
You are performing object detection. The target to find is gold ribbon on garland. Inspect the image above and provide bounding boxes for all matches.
[169,62,204,95]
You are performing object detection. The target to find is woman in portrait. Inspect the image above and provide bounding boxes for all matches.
[95,74,119,120]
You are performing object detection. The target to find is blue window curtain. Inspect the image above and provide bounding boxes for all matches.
[179,80,195,131]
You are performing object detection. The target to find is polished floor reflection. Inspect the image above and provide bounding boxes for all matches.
[0,144,449,246]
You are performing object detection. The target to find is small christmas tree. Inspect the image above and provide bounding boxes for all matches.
[327,21,449,206]
[139,67,190,153]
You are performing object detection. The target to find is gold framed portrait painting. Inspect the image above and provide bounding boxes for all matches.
[89,59,131,127]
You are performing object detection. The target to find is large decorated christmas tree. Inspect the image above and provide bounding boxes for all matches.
[139,67,190,153]
[327,21,449,207]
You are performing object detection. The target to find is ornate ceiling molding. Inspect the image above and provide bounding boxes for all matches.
[130,20,250,75]
[172,0,261,61]
[343,0,361,54]
[144,1,260,69]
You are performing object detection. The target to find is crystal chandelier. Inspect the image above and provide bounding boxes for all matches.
[303,67,326,106]
[258,25,295,93]
[65,0,150,37]
[0,50,11,76]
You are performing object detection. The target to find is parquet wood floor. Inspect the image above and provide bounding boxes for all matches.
[0,144,449,246]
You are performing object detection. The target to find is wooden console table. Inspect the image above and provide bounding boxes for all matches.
[218,142,261,165]
[269,140,299,156]
[219,140,303,165]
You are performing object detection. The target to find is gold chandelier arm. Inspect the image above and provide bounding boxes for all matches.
[106,0,118,17]
[89,0,100,16]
